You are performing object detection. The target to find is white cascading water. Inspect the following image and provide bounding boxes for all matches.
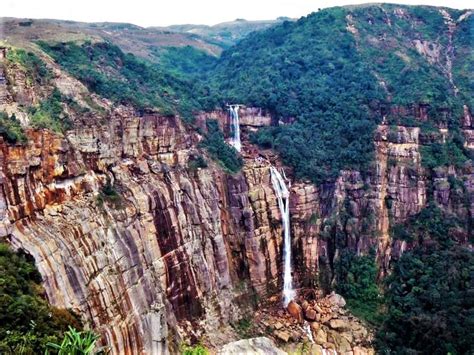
[228,105,241,152]
[303,321,315,343]
[270,166,295,307]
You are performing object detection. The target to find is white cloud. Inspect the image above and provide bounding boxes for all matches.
[2,0,472,27]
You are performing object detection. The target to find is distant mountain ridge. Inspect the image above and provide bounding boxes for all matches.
[0,16,285,58]
[158,18,288,48]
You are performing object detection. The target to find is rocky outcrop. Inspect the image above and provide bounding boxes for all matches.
[196,106,272,135]
[462,105,474,149]
[252,292,374,354]
[219,337,286,355]
[0,63,9,106]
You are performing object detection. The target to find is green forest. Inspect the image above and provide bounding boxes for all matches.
[0,244,82,353]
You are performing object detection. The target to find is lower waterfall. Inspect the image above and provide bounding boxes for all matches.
[270,166,295,307]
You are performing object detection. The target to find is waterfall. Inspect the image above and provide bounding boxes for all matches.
[270,166,295,307]
[303,321,315,343]
[228,105,241,152]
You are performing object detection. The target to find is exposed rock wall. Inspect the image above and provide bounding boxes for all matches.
[0,107,318,353]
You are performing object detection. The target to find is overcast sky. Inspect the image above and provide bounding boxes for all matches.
[3,0,472,27]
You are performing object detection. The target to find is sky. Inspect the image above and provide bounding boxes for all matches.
[2,0,472,27]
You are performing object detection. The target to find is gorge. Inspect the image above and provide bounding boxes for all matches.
[0,3,473,355]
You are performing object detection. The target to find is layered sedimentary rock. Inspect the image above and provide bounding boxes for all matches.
[1,101,472,353]
[0,103,320,353]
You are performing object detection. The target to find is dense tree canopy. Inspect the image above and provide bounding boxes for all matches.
[377,206,473,354]
[207,5,471,183]
[0,243,82,353]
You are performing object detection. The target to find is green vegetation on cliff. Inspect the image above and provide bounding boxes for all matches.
[200,120,243,173]
[47,327,104,355]
[378,206,473,354]
[379,244,473,354]
[0,243,82,353]
[452,13,474,110]
[211,8,382,183]
[29,88,73,133]
[335,251,384,326]
[0,112,27,144]
[156,46,217,77]
[5,48,52,86]
[38,41,214,121]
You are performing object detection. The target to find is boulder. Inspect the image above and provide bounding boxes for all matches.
[274,330,291,342]
[329,319,350,330]
[309,344,324,355]
[274,321,284,330]
[352,325,368,342]
[328,292,346,307]
[314,329,327,345]
[310,322,320,332]
[219,337,287,355]
[305,308,317,321]
[321,315,333,324]
[328,330,352,353]
[353,346,373,355]
[287,300,303,323]
[323,342,336,350]
[341,332,353,344]
[301,300,309,310]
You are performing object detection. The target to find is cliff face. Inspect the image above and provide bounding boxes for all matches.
[0,101,323,353]
[1,102,471,353]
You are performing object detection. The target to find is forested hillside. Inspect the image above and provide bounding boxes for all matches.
[208,4,472,183]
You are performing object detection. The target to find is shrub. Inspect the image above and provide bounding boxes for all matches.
[377,245,473,354]
[180,343,209,355]
[46,326,105,355]
[335,250,384,326]
[377,205,473,353]
[0,112,27,143]
[97,180,123,209]
[187,154,208,171]
[420,137,469,169]
[29,88,72,133]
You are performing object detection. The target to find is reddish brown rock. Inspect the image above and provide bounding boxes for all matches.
[287,301,303,323]
[304,308,317,321]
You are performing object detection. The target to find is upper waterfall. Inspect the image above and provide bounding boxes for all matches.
[270,166,295,307]
[228,105,241,152]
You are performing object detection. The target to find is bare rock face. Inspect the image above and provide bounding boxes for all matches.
[328,293,346,308]
[0,113,471,353]
[0,105,321,353]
